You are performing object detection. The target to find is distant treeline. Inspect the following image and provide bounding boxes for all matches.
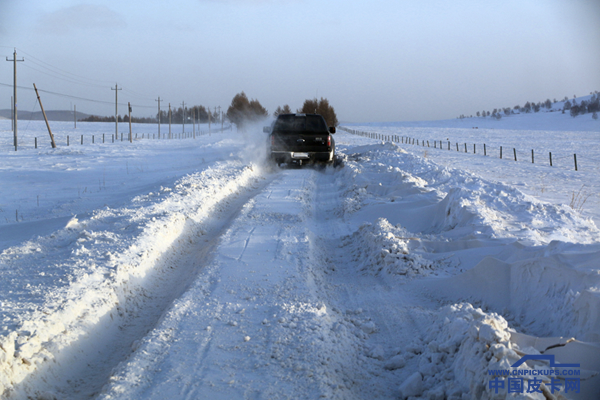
[80,105,221,124]
[458,90,599,120]
[225,92,339,129]
[80,93,340,128]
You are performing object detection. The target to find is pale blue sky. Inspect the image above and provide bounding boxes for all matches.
[1,0,599,122]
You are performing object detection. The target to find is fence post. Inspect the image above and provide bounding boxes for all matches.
[484,143,486,156]
[81,135,83,145]
[531,149,534,163]
[513,148,517,161]
[549,152,552,166]
[500,146,502,159]
[456,143,459,151]
[67,135,70,146]
[35,137,37,149]
[464,143,467,153]
[574,154,578,171]
[474,144,476,154]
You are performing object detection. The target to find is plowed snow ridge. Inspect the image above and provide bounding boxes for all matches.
[1,122,600,399]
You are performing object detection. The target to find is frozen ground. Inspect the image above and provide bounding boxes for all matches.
[0,114,599,399]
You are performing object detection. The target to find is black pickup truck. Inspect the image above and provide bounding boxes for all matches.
[264,113,336,166]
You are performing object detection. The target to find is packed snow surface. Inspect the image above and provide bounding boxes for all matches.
[0,114,599,399]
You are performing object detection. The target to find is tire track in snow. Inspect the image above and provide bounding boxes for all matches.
[4,162,275,400]
[94,167,372,399]
[302,167,440,399]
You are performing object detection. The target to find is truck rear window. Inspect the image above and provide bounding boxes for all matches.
[273,115,328,133]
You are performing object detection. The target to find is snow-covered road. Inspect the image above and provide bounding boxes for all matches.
[2,119,600,399]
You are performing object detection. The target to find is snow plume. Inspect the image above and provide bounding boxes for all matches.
[233,118,273,169]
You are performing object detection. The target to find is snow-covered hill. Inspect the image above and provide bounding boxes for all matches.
[0,115,599,399]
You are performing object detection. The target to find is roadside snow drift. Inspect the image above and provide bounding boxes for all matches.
[1,118,600,399]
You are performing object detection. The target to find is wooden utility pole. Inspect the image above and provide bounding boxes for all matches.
[6,49,24,151]
[33,83,56,148]
[128,102,132,143]
[168,103,172,139]
[155,97,161,138]
[111,84,122,139]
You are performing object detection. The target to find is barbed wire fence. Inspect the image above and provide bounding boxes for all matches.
[339,126,600,172]
[1,124,234,152]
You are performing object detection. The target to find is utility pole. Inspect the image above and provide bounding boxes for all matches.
[6,49,24,151]
[155,97,161,138]
[192,108,196,138]
[111,84,122,139]
[74,105,77,129]
[168,103,172,139]
[208,107,211,134]
[128,102,132,143]
[181,101,186,134]
[33,83,56,148]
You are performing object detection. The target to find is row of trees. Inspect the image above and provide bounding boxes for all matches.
[156,105,220,125]
[272,98,339,127]
[80,92,340,128]
[296,98,339,127]
[226,92,269,129]
[80,105,221,124]
[466,90,599,120]
[226,92,339,129]
[563,94,600,118]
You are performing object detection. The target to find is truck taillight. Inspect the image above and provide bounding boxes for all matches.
[327,135,331,147]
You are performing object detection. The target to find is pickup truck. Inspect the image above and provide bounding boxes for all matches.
[264,113,336,166]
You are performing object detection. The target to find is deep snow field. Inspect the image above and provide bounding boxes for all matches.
[0,111,599,400]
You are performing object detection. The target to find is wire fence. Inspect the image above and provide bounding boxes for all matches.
[1,124,233,152]
[339,127,600,172]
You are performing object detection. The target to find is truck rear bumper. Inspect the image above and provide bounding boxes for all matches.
[271,150,333,164]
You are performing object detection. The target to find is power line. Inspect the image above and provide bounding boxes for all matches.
[21,63,109,90]
[0,82,155,108]
[17,48,114,86]
[13,48,159,103]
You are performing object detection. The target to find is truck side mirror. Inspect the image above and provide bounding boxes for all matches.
[329,126,336,134]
